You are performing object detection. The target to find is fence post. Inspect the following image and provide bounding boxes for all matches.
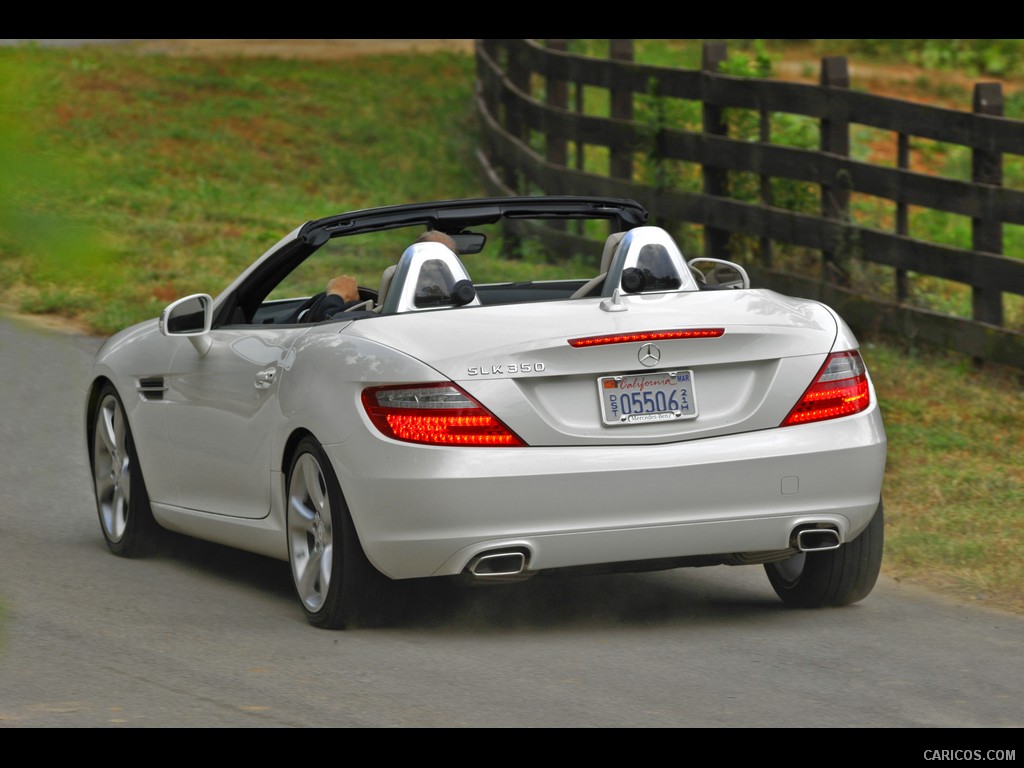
[702,41,729,260]
[820,56,851,286]
[574,51,585,174]
[896,133,910,302]
[972,82,1004,327]
[609,39,635,181]
[546,39,569,168]
[759,110,774,268]
[504,40,530,195]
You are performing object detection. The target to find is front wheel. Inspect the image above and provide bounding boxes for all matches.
[286,436,391,629]
[765,500,884,608]
[91,384,160,557]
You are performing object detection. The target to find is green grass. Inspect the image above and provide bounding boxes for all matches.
[1,46,483,333]
[864,339,1024,612]
[2,43,1021,615]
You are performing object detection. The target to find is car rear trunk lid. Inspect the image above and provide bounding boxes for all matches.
[346,289,838,446]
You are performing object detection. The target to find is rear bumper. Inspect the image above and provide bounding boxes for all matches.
[327,407,886,580]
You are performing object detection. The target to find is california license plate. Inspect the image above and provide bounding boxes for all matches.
[598,371,697,426]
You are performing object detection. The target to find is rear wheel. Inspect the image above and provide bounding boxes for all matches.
[91,384,160,557]
[286,436,390,629]
[765,500,884,608]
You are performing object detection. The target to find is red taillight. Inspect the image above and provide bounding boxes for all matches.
[568,329,724,348]
[361,384,525,447]
[782,351,871,427]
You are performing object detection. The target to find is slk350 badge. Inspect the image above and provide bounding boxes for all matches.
[467,362,546,376]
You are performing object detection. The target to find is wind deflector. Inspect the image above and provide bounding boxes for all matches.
[297,196,649,244]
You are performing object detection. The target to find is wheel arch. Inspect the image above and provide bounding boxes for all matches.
[85,375,116,472]
[279,427,316,524]
[279,427,373,557]
[279,427,361,516]
[280,427,315,477]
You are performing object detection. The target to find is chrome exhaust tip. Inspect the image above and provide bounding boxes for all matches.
[466,550,530,582]
[795,527,842,552]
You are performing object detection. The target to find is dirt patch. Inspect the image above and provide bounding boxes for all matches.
[112,39,1022,106]
[771,42,1021,106]
[0,304,95,336]
[128,39,475,59]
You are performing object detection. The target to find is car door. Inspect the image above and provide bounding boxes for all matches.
[157,325,300,519]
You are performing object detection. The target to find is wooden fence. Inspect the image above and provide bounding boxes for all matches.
[473,39,1024,368]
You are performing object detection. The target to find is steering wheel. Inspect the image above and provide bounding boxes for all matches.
[285,292,325,323]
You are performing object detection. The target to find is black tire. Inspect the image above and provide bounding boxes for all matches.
[765,500,884,608]
[285,436,391,629]
[90,384,160,557]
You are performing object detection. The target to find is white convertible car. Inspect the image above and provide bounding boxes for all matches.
[85,197,887,628]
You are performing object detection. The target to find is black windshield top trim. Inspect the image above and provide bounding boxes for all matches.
[297,196,648,244]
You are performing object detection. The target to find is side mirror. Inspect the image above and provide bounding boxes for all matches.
[687,259,750,290]
[160,294,213,356]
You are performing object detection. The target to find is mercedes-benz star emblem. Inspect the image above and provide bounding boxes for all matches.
[638,343,661,367]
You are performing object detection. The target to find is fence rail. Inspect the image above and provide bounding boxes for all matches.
[474,39,1024,367]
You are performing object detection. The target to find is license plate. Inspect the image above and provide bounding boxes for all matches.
[598,371,697,426]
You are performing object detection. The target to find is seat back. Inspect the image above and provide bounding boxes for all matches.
[600,231,627,273]
[569,231,628,299]
[373,265,398,312]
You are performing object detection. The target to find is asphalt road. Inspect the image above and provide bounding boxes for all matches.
[0,313,1021,730]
